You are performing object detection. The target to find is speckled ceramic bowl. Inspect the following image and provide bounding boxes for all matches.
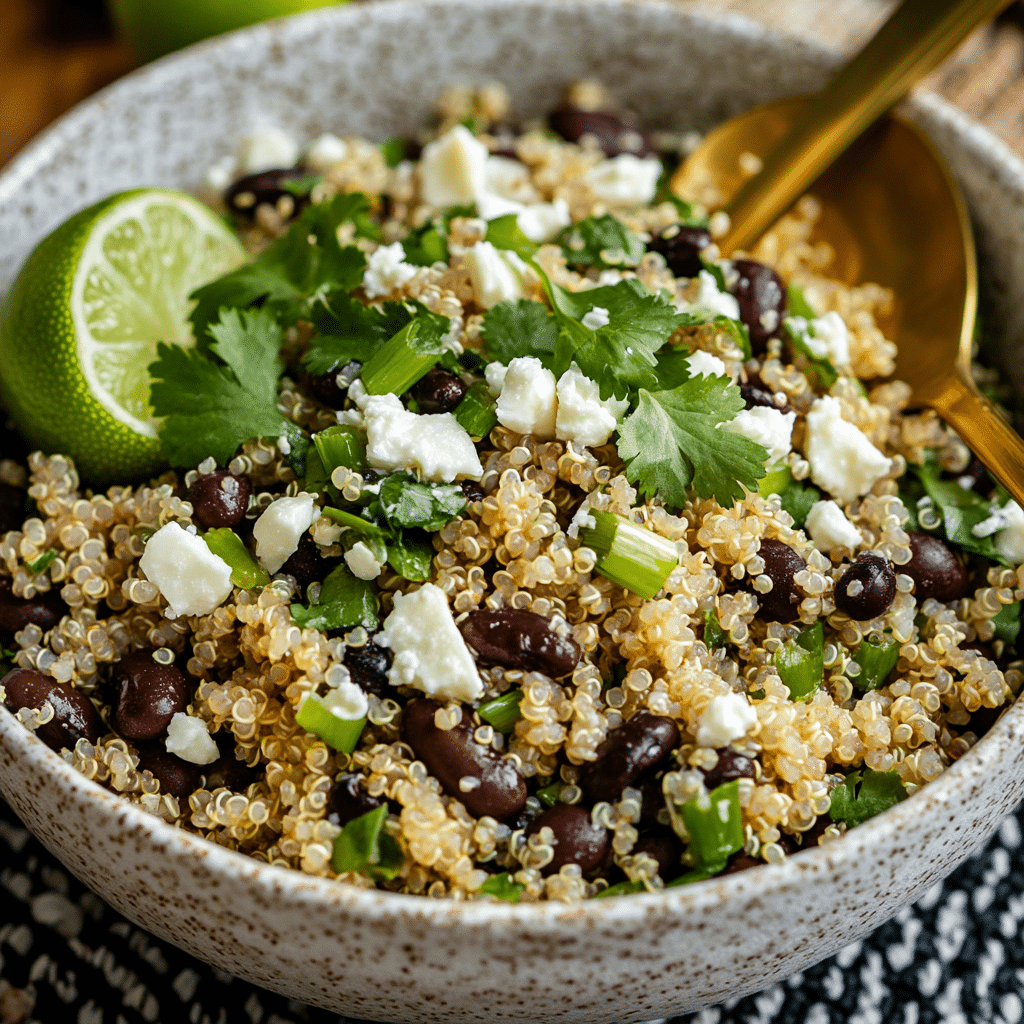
[3,2,1024,1021]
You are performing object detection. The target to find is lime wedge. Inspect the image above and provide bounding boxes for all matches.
[0,189,245,486]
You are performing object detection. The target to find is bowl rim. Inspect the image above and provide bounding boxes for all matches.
[2,0,1024,931]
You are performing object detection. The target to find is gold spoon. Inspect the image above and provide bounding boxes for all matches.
[672,0,1024,506]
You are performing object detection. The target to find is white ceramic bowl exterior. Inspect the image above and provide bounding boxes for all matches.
[3,3,1024,1021]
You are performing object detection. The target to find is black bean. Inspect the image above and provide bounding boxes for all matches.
[487,121,521,160]
[458,608,581,678]
[224,168,308,220]
[203,739,259,793]
[525,803,610,875]
[280,534,339,592]
[460,480,486,504]
[578,711,680,803]
[326,773,384,827]
[547,106,655,157]
[904,531,970,602]
[401,698,526,821]
[969,703,1004,737]
[0,576,66,634]
[632,828,684,881]
[187,470,251,530]
[2,667,102,753]
[343,638,393,697]
[636,770,667,829]
[412,368,467,414]
[739,380,790,414]
[835,552,897,620]
[0,483,25,535]
[721,851,762,876]
[755,538,807,622]
[793,815,831,851]
[135,742,202,799]
[699,748,757,791]
[729,258,786,354]
[305,362,360,409]
[647,225,712,279]
[957,454,992,494]
[110,650,191,741]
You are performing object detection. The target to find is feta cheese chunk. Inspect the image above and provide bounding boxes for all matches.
[696,693,757,749]
[555,362,630,448]
[685,351,727,379]
[516,198,572,242]
[495,357,557,438]
[678,270,741,320]
[165,713,219,765]
[363,241,418,299]
[804,397,891,504]
[805,312,851,368]
[363,393,483,481]
[236,127,300,175]
[567,503,597,540]
[973,499,1024,565]
[584,154,662,205]
[379,584,482,702]
[305,133,348,171]
[419,125,488,207]
[140,522,233,619]
[806,500,862,553]
[722,407,796,465]
[307,680,369,722]
[581,306,610,331]
[344,541,384,581]
[484,155,540,204]
[253,494,316,575]
[485,361,508,398]
[463,240,534,309]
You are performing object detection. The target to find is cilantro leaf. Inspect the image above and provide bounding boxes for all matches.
[149,308,299,468]
[778,480,820,528]
[555,214,645,270]
[290,563,378,632]
[331,804,404,880]
[189,192,372,341]
[480,299,558,367]
[712,316,752,360]
[374,473,466,531]
[785,280,817,320]
[992,601,1021,645]
[386,532,435,582]
[828,768,908,829]
[617,377,769,507]
[401,204,476,267]
[485,214,538,261]
[304,294,414,375]
[784,317,838,387]
[477,872,525,903]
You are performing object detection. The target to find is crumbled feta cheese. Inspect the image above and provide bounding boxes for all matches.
[555,362,630,448]
[722,407,796,465]
[804,397,891,504]
[581,306,610,331]
[516,198,572,242]
[344,541,383,581]
[139,522,233,619]
[584,154,662,205]
[495,357,558,438]
[485,361,508,398]
[462,240,534,309]
[304,133,348,171]
[419,125,488,207]
[379,584,482,702]
[677,270,741,320]
[363,393,483,481]
[805,312,851,368]
[305,680,368,722]
[685,351,727,378]
[484,156,539,204]
[253,494,316,575]
[165,713,219,765]
[476,191,524,221]
[567,503,597,540]
[973,499,1024,565]
[695,693,757,749]
[236,127,300,175]
[205,155,237,193]
[805,500,862,553]
[363,241,418,299]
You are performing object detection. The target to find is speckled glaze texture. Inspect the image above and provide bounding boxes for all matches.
[3,2,1024,1021]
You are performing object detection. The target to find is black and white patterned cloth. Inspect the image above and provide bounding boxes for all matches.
[2,796,1022,1024]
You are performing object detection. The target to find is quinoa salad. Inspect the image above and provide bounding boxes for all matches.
[1,80,1023,903]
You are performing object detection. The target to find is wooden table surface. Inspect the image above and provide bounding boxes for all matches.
[3,0,1024,169]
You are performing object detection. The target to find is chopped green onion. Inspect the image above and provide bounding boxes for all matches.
[322,506,386,537]
[478,689,523,733]
[27,549,57,575]
[331,804,405,880]
[757,464,792,498]
[579,509,678,599]
[596,879,646,898]
[536,782,564,807]
[313,425,365,474]
[666,863,732,887]
[992,601,1022,645]
[304,446,330,494]
[785,280,817,319]
[477,872,524,903]
[679,778,744,871]
[295,692,366,753]
[703,610,725,650]
[851,634,901,692]
[360,319,444,396]
[454,381,498,438]
[775,621,824,702]
[203,529,270,589]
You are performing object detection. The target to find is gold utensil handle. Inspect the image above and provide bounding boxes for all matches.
[933,375,1024,508]
[719,0,1013,254]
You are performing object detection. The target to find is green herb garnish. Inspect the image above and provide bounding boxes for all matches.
[27,549,57,575]
[331,804,405,880]
[775,621,824,702]
[668,778,744,886]
[703,610,725,650]
[303,294,414,377]
[485,213,539,261]
[453,381,498,438]
[851,634,901,692]
[478,689,524,734]
[290,563,378,631]
[295,693,366,753]
[596,879,646,898]
[828,768,908,829]
[480,299,559,367]
[478,872,525,903]
[360,312,451,396]
[992,601,1022,646]
[373,473,466,531]
[555,214,645,270]
[202,529,270,589]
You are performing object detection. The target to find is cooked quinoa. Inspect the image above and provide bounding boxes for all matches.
[2,80,1023,903]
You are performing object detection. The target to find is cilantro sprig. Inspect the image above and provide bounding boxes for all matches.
[555,214,645,270]
[828,768,908,829]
